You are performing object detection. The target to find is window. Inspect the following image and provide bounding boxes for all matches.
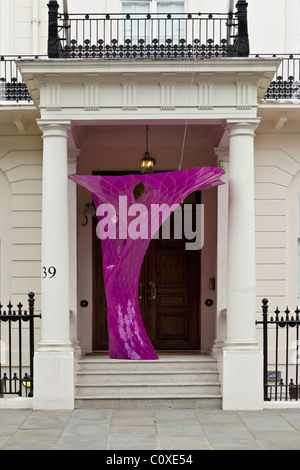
[121,1,185,44]
[122,2,151,43]
[156,2,185,42]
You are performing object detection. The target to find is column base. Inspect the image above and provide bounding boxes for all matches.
[36,340,74,352]
[223,339,261,350]
[33,351,74,410]
[222,349,263,410]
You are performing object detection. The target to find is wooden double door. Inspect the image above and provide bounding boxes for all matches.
[92,196,200,352]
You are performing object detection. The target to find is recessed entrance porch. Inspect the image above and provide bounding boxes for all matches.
[73,122,223,357]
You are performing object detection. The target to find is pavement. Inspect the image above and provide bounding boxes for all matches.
[1,407,300,451]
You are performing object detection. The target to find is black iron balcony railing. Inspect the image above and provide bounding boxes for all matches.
[255,54,300,100]
[50,12,245,60]
[0,55,40,102]
[47,0,250,59]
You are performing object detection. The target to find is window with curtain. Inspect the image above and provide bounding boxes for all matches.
[156,2,185,42]
[121,1,151,43]
[121,1,185,43]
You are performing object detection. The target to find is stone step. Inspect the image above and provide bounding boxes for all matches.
[77,354,218,372]
[74,396,222,409]
[76,370,220,385]
[74,354,222,409]
[75,382,221,397]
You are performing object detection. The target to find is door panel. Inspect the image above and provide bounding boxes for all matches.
[147,238,200,350]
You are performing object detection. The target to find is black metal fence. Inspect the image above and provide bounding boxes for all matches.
[0,293,41,398]
[47,0,250,59]
[52,12,244,59]
[256,299,300,402]
[0,55,39,102]
[255,54,300,100]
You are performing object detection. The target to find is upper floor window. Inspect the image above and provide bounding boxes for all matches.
[121,1,185,43]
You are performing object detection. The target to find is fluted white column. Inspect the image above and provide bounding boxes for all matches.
[34,121,74,410]
[223,120,263,410]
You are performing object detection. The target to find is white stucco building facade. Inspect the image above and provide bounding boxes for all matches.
[0,0,300,411]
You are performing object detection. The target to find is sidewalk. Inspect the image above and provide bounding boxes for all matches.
[1,407,300,450]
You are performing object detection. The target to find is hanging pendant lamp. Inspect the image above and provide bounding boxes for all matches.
[140,125,156,174]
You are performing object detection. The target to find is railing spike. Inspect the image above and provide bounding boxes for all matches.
[7,301,12,315]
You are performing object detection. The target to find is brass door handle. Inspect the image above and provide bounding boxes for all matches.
[148,281,156,300]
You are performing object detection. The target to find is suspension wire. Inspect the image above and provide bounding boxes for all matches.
[178,47,197,171]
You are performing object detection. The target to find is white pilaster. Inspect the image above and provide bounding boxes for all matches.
[68,150,81,358]
[212,151,229,363]
[223,120,263,410]
[34,121,74,410]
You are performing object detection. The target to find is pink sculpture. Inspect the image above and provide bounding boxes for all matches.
[69,168,224,360]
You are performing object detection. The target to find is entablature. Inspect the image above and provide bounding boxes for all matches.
[17,57,281,123]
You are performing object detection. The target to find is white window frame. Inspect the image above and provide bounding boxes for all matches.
[120,1,186,44]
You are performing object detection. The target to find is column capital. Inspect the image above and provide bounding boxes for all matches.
[68,149,80,167]
[226,119,261,137]
[37,120,71,138]
[214,147,229,163]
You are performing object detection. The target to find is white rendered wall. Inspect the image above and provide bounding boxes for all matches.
[0,137,42,303]
[254,117,300,377]
[0,136,43,366]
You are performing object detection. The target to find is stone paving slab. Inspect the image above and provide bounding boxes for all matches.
[1,408,300,450]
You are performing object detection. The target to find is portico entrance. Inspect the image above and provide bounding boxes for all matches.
[17,52,280,409]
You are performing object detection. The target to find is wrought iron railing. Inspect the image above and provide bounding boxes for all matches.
[47,0,250,59]
[0,55,40,102]
[51,12,243,59]
[255,54,300,100]
[256,299,300,402]
[0,293,41,398]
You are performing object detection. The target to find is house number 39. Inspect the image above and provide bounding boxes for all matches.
[42,267,57,279]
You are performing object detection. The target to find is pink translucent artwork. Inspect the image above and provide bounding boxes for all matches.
[69,168,224,360]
